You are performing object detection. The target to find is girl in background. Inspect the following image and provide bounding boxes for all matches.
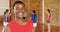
[46,9,51,32]
[4,9,10,25]
[30,10,37,32]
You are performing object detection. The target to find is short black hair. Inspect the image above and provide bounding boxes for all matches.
[13,1,25,9]
[32,10,36,13]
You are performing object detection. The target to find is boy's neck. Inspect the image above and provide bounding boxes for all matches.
[16,18,27,25]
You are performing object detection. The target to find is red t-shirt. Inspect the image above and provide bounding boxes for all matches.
[8,19,33,32]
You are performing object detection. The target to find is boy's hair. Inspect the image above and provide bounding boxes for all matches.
[13,1,25,9]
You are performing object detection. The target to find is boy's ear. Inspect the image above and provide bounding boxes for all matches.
[14,6,16,13]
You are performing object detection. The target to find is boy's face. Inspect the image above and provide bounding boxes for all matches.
[15,4,24,18]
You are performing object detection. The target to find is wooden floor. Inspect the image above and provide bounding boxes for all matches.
[0,22,60,32]
[0,22,3,32]
[36,23,60,32]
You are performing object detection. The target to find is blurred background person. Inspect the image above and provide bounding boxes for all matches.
[46,9,51,32]
[30,10,37,32]
[2,9,10,32]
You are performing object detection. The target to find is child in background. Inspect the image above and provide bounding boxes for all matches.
[30,10,37,32]
[46,9,51,32]
[2,9,10,32]
[23,11,27,19]
[23,11,27,23]
[4,9,10,25]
